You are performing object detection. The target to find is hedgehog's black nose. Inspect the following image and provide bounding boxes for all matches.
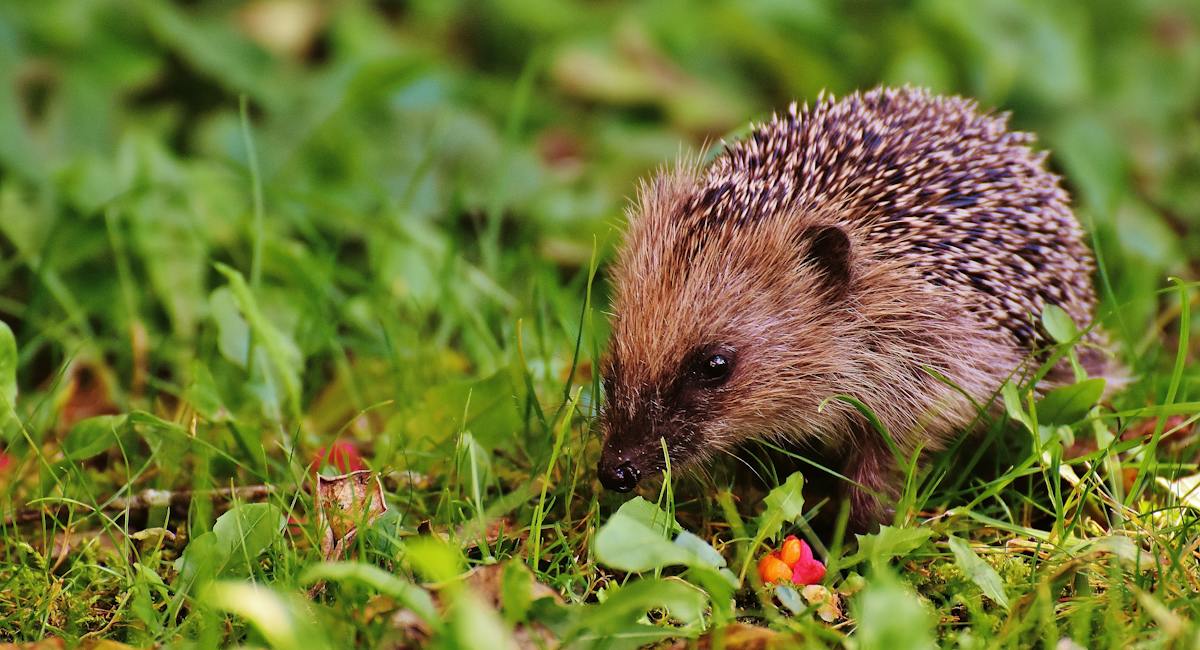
[599,460,640,492]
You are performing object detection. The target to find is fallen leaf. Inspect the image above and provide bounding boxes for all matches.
[316,470,388,562]
[801,584,842,622]
[663,622,790,649]
[457,516,522,553]
[57,362,119,432]
[462,562,563,611]
[388,607,433,649]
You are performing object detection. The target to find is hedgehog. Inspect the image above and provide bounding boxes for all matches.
[596,86,1117,529]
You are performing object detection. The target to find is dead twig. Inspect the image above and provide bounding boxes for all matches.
[2,484,277,527]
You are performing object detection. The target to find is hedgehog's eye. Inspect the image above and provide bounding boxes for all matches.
[691,349,735,387]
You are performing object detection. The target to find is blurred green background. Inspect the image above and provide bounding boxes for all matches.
[0,0,1198,465]
[1,1,1199,645]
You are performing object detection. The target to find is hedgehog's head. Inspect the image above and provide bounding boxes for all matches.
[597,170,856,493]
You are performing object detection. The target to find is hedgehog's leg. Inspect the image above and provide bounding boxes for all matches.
[843,436,900,533]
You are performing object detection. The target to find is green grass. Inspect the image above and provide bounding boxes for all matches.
[1,1,1199,648]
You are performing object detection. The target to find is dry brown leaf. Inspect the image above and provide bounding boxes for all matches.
[387,607,433,649]
[801,584,843,623]
[663,623,791,649]
[462,564,559,649]
[316,470,388,562]
[462,563,563,609]
[57,362,119,432]
[457,516,524,552]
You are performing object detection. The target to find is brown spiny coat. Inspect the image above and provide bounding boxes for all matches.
[597,86,1116,527]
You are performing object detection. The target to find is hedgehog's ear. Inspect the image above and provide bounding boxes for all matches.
[800,225,852,299]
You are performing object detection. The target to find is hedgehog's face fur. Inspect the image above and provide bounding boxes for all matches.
[597,170,856,492]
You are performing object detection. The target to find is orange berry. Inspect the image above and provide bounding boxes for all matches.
[758,553,792,584]
[779,536,803,567]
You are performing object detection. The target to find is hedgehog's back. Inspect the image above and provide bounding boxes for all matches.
[692,87,1098,355]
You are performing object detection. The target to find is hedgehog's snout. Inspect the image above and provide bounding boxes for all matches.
[598,457,640,492]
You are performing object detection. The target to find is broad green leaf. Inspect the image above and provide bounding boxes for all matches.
[451,590,515,650]
[0,320,15,405]
[214,263,303,419]
[184,360,228,421]
[854,570,936,650]
[1041,304,1078,344]
[594,497,692,572]
[404,536,464,583]
[210,287,251,368]
[203,581,328,650]
[0,320,17,442]
[1002,381,1033,434]
[130,562,169,634]
[685,565,738,621]
[947,535,1009,609]
[63,414,127,461]
[299,561,437,626]
[501,561,535,624]
[568,577,707,642]
[672,531,726,569]
[611,495,681,535]
[845,525,933,567]
[756,471,805,542]
[174,531,225,593]
[1036,378,1106,426]
[212,503,285,575]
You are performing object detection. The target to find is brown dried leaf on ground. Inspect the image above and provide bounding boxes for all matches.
[462,562,563,609]
[316,470,388,562]
[457,516,524,553]
[663,623,793,649]
[801,584,843,623]
[57,362,119,432]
